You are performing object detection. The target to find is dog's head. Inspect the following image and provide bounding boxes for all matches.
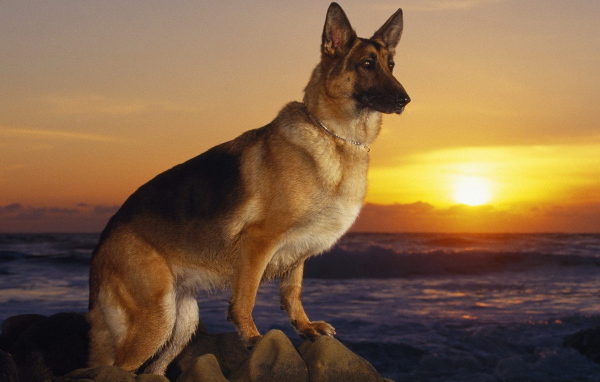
[319,2,410,115]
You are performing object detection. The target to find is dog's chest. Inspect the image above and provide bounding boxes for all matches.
[265,199,363,276]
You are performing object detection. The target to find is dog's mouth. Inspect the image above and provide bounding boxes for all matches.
[394,105,406,115]
[354,92,410,114]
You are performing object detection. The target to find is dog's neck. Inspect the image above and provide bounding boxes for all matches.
[303,66,383,147]
[305,102,383,148]
[304,107,371,151]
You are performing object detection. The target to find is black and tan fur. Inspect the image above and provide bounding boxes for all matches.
[88,2,410,374]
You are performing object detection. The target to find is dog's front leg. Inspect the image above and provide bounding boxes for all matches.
[280,261,336,340]
[228,232,275,346]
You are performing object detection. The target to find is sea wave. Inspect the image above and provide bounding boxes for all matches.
[1,233,599,279]
[304,245,600,278]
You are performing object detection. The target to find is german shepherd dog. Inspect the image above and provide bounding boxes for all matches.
[88,2,410,374]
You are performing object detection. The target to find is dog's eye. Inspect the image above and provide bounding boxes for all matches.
[361,59,375,70]
[388,61,395,71]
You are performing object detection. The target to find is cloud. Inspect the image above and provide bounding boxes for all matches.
[352,202,600,233]
[367,143,600,207]
[42,94,197,116]
[1,126,124,143]
[2,201,598,234]
[401,0,505,12]
[0,203,119,233]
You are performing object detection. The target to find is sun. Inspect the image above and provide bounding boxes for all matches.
[453,176,492,206]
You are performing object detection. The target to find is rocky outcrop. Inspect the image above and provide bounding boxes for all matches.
[55,365,169,382]
[299,335,389,382]
[228,330,308,382]
[0,312,393,382]
[2,312,89,382]
[166,331,250,379]
[175,354,228,382]
[0,349,18,382]
[564,326,600,364]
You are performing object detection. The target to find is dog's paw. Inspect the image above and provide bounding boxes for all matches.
[242,334,263,349]
[296,321,336,341]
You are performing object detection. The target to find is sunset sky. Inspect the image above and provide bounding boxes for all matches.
[1,0,599,233]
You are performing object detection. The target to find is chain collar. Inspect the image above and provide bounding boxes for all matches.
[305,108,370,151]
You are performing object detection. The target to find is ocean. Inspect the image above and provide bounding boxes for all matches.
[1,232,600,381]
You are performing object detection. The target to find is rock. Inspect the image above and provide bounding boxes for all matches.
[299,335,387,382]
[564,326,600,364]
[0,314,47,351]
[9,312,89,382]
[1,312,393,382]
[56,366,170,382]
[0,349,18,382]
[167,331,250,380]
[229,329,309,382]
[176,354,229,382]
[135,373,172,382]
[56,365,136,382]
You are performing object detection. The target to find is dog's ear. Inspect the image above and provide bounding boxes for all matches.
[322,2,356,58]
[372,9,404,54]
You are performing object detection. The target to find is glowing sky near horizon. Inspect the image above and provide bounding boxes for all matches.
[1,0,599,232]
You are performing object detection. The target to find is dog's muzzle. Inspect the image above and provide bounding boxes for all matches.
[355,91,410,114]
[393,93,411,114]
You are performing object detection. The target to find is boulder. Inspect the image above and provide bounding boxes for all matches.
[136,373,172,382]
[1,312,393,382]
[564,326,600,364]
[0,349,18,382]
[299,335,388,382]
[229,329,309,382]
[55,365,136,382]
[166,331,250,380]
[176,354,229,382]
[8,312,89,382]
[0,314,47,351]
[56,366,171,382]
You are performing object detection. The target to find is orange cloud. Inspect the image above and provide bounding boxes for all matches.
[1,126,123,143]
[2,201,599,233]
[0,204,118,233]
[367,144,600,208]
[352,202,600,233]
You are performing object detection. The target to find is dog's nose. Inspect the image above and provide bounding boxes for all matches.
[399,94,411,106]
[394,93,410,114]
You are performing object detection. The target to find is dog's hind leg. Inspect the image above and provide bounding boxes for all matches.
[89,281,176,373]
[113,273,177,373]
[115,293,176,372]
[141,291,199,374]
[89,234,178,373]
[88,303,119,367]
